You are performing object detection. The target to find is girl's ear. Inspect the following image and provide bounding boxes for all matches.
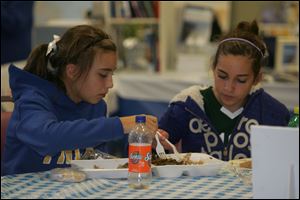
[253,71,263,85]
[65,64,78,80]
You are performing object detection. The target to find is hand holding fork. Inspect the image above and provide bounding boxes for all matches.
[154,130,182,162]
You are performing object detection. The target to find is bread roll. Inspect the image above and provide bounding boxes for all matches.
[229,158,252,169]
[50,168,87,182]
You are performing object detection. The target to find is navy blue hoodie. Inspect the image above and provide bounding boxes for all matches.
[159,85,290,161]
[3,65,124,175]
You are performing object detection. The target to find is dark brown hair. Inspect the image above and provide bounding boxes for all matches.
[212,20,267,79]
[24,25,117,91]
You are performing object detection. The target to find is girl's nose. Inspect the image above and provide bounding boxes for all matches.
[106,76,113,89]
[224,80,235,92]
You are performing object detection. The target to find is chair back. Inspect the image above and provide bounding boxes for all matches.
[1,96,14,156]
[1,112,12,156]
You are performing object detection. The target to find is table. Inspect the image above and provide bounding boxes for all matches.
[1,170,252,199]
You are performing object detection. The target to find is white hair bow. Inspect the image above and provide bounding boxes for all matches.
[46,34,61,56]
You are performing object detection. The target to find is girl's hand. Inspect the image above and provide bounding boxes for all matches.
[145,115,158,135]
[152,129,174,151]
[120,115,158,134]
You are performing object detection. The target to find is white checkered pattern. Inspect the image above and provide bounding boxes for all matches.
[1,170,252,199]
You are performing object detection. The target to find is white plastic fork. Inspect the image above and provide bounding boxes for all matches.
[156,131,183,162]
[155,133,167,159]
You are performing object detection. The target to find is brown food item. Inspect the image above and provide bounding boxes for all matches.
[117,162,128,169]
[93,165,103,169]
[152,157,184,165]
[115,158,185,167]
[51,168,86,182]
[239,160,252,169]
[230,158,252,169]
[93,163,128,169]
[151,153,204,166]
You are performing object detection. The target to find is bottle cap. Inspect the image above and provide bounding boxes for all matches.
[294,106,299,115]
[136,115,146,123]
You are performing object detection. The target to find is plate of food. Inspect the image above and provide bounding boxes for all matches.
[71,158,128,179]
[71,153,225,179]
[151,153,226,178]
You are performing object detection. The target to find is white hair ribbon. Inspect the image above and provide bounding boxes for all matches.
[46,34,61,56]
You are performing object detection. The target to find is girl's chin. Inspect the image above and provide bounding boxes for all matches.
[220,98,236,108]
[221,94,235,101]
[90,100,101,104]
[88,98,103,104]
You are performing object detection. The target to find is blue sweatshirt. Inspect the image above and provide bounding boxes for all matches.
[159,85,290,161]
[3,65,124,175]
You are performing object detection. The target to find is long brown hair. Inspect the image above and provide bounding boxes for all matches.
[24,25,117,91]
[212,20,267,79]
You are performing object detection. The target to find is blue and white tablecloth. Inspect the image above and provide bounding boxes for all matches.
[1,169,252,199]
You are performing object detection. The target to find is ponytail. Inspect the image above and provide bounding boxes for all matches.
[24,44,65,90]
[23,25,116,92]
[24,44,50,79]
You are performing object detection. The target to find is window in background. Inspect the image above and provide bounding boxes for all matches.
[275,36,299,73]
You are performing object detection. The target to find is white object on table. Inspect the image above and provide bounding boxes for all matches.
[156,131,182,162]
[154,133,167,159]
[251,125,299,199]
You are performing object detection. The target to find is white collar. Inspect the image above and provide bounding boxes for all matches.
[220,106,244,119]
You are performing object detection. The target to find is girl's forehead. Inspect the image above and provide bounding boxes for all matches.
[217,55,253,73]
[218,54,252,66]
[92,51,117,70]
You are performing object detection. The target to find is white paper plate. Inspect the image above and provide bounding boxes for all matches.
[152,153,225,178]
[71,153,225,179]
[71,158,128,179]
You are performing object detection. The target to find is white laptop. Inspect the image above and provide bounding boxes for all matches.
[251,125,299,199]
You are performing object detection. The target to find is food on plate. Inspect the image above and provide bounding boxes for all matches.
[229,158,252,169]
[91,153,206,169]
[50,168,86,182]
[93,165,103,169]
[71,153,224,179]
[181,153,204,165]
[93,163,128,169]
[117,162,128,169]
[152,157,184,165]
[240,159,251,168]
[152,153,204,166]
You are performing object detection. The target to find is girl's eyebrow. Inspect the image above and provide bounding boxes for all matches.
[99,69,112,71]
[217,69,227,74]
[217,69,249,77]
[97,67,116,72]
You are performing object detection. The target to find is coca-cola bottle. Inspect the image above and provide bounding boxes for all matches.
[128,115,152,189]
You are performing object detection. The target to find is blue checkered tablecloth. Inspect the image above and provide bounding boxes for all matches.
[1,170,252,199]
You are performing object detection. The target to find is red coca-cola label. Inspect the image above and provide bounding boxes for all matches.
[128,144,151,173]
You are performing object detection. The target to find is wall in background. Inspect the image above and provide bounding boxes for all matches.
[231,1,284,28]
[34,1,93,26]
[32,1,93,48]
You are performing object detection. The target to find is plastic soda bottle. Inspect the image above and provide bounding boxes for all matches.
[128,115,152,189]
[288,106,299,127]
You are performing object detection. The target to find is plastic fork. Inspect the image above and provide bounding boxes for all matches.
[155,133,167,159]
[156,131,183,162]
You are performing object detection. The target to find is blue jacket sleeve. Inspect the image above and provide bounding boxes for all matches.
[13,98,124,157]
[159,103,187,144]
[260,92,290,126]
